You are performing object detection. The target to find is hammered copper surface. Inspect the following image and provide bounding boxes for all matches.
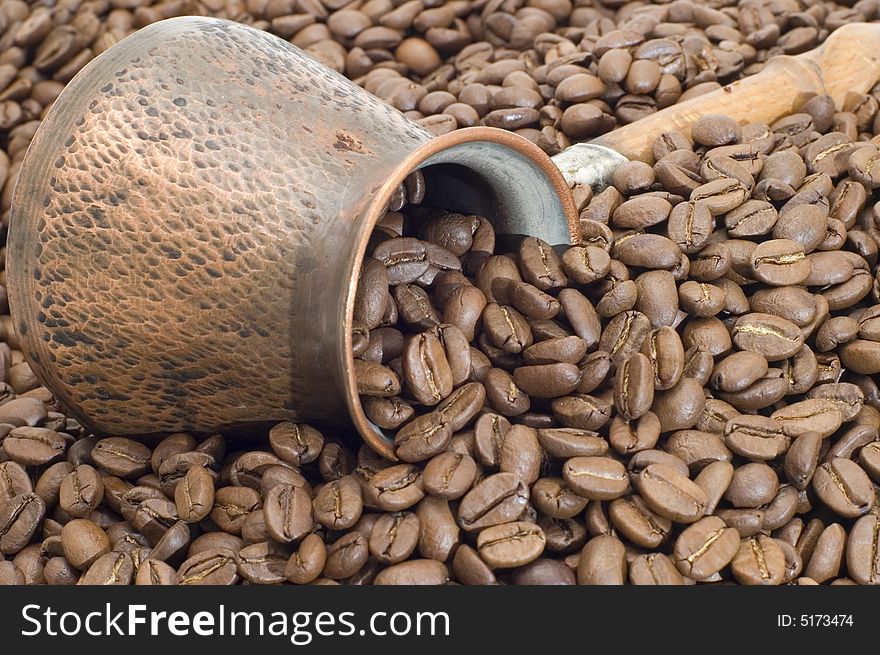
[7,17,576,455]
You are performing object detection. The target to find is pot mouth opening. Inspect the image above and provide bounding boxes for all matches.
[339,126,578,460]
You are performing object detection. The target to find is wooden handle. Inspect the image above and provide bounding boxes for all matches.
[591,22,880,164]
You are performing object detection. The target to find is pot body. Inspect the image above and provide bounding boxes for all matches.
[7,17,576,454]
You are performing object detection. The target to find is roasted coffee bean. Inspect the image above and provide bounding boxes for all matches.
[552,394,612,431]
[537,427,608,459]
[711,352,768,393]
[262,484,313,543]
[354,359,401,397]
[269,423,323,467]
[374,559,449,585]
[725,463,780,508]
[629,553,684,585]
[58,465,103,518]
[367,464,424,512]
[484,368,530,417]
[477,521,545,569]
[812,459,876,518]
[559,289,602,349]
[211,487,259,535]
[422,451,476,500]
[609,495,671,549]
[846,513,880,585]
[483,304,533,354]
[458,472,528,531]
[665,430,731,471]
[237,541,290,585]
[60,519,109,570]
[415,496,459,562]
[652,378,706,431]
[563,457,629,501]
[172,465,214,524]
[673,516,739,580]
[731,535,786,585]
[0,461,32,501]
[514,363,581,399]
[732,313,805,361]
[91,437,152,478]
[314,476,362,530]
[523,336,586,366]
[637,464,708,524]
[4,427,66,466]
[614,353,654,421]
[577,534,627,585]
[0,492,44,555]
[518,237,567,291]
[725,415,788,461]
[284,533,326,585]
[324,532,369,580]
[692,114,742,147]
[804,523,846,583]
[641,327,685,391]
[178,548,239,586]
[80,551,135,586]
[394,412,452,462]
[771,399,843,439]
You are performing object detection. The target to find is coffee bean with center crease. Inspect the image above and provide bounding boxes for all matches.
[599,310,653,366]
[285,533,326,585]
[58,464,103,518]
[0,492,45,555]
[0,461,32,501]
[846,513,880,585]
[484,368,531,417]
[732,313,805,361]
[324,532,369,580]
[673,516,739,580]
[210,487,259,536]
[135,559,178,586]
[158,451,218,498]
[614,353,654,421]
[4,427,67,466]
[731,535,786,585]
[518,237,567,291]
[812,459,876,518]
[402,332,454,406]
[394,411,453,462]
[268,422,323,467]
[458,472,529,531]
[174,465,215,523]
[80,551,135,586]
[563,456,629,501]
[314,476,362,530]
[608,495,672,549]
[724,415,788,461]
[422,451,476,500]
[238,541,290,584]
[91,437,151,478]
[178,548,239,585]
[750,239,811,286]
[367,464,424,512]
[637,463,708,524]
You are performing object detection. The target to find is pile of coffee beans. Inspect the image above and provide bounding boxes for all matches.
[3,1,880,586]
[346,101,880,585]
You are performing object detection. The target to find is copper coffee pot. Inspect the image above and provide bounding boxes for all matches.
[7,17,577,459]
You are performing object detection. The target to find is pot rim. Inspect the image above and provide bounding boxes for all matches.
[339,125,579,459]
